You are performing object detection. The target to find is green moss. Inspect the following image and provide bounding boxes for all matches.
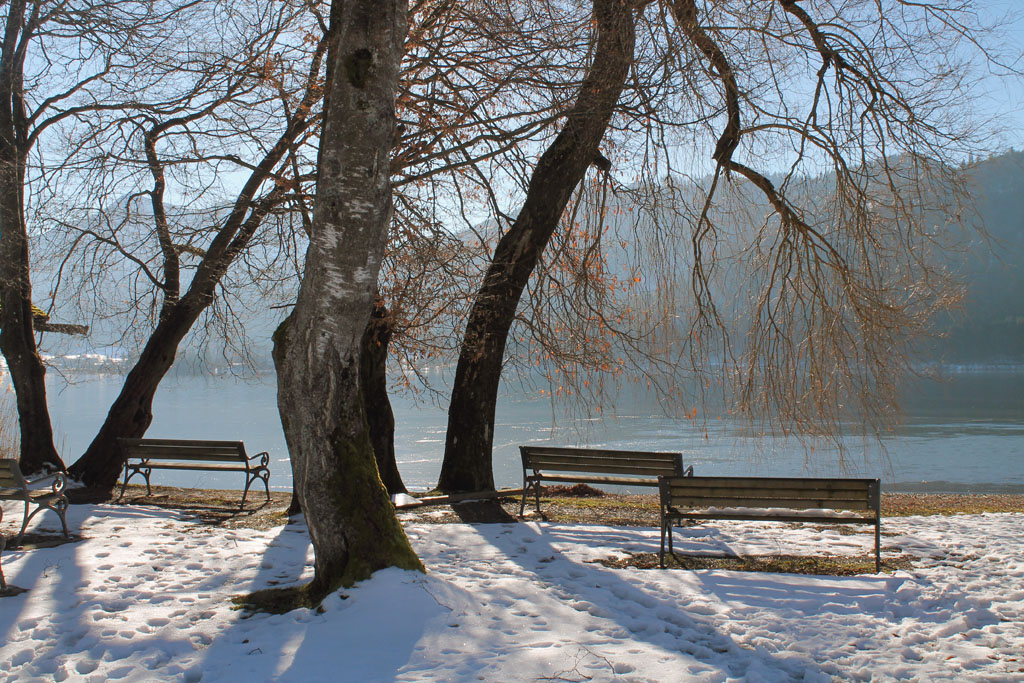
[0,301,50,323]
[233,583,333,615]
[302,427,424,598]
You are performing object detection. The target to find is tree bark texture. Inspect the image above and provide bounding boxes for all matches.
[360,296,407,495]
[0,0,64,474]
[437,0,637,493]
[275,0,422,596]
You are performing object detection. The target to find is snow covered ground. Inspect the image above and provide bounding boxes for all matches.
[1,502,1022,682]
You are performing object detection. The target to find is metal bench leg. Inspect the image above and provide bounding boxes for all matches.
[659,520,667,568]
[15,499,70,546]
[15,501,31,546]
[57,499,69,538]
[117,465,130,501]
[663,516,679,568]
[241,473,253,509]
[875,521,881,573]
[118,466,148,501]
[241,469,270,509]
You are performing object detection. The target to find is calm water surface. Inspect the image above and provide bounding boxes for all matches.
[32,367,1024,494]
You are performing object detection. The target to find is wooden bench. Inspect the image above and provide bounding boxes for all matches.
[658,475,881,572]
[0,459,70,546]
[520,446,692,517]
[117,438,270,509]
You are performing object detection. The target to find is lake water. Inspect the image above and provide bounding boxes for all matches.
[24,366,1024,494]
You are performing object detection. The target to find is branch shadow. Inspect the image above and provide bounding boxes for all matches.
[194,514,451,682]
[476,520,903,680]
[0,505,207,679]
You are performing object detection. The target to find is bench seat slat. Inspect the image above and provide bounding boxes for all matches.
[121,438,246,449]
[529,455,680,467]
[667,476,873,491]
[0,488,64,502]
[530,463,681,476]
[666,486,873,501]
[526,453,679,465]
[528,473,663,486]
[671,512,875,523]
[129,462,254,472]
[125,451,245,462]
[523,447,680,460]
[666,496,874,510]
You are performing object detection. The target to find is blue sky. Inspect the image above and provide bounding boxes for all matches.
[978,2,1024,150]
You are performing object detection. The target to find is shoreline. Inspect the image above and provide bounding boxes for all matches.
[58,485,1024,533]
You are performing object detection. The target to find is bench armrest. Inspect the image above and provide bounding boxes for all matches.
[247,451,270,468]
[25,471,67,495]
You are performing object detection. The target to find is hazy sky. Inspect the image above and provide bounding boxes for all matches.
[978,2,1024,150]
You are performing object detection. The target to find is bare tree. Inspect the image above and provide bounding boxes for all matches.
[431,0,1013,491]
[273,0,423,597]
[1,0,195,474]
[38,1,329,489]
[314,0,612,493]
[436,0,639,492]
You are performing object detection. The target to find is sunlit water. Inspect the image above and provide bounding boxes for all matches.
[20,366,1024,494]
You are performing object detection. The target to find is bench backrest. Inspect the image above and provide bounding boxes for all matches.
[521,446,684,478]
[0,459,27,490]
[119,438,247,463]
[660,475,880,513]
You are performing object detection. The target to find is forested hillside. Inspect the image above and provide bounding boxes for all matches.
[933,151,1024,362]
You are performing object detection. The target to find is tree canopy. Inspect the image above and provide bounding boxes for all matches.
[3,0,1020,595]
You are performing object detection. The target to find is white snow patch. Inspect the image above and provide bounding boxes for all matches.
[2,501,1023,681]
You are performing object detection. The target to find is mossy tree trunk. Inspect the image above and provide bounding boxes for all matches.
[275,0,422,597]
[437,0,637,493]
[283,295,406,516]
[0,0,64,475]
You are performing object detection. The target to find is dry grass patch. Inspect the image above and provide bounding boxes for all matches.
[591,552,915,575]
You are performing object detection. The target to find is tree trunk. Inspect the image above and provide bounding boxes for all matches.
[0,0,64,474]
[360,296,407,495]
[437,0,636,493]
[0,183,63,474]
[275,0,421,599]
